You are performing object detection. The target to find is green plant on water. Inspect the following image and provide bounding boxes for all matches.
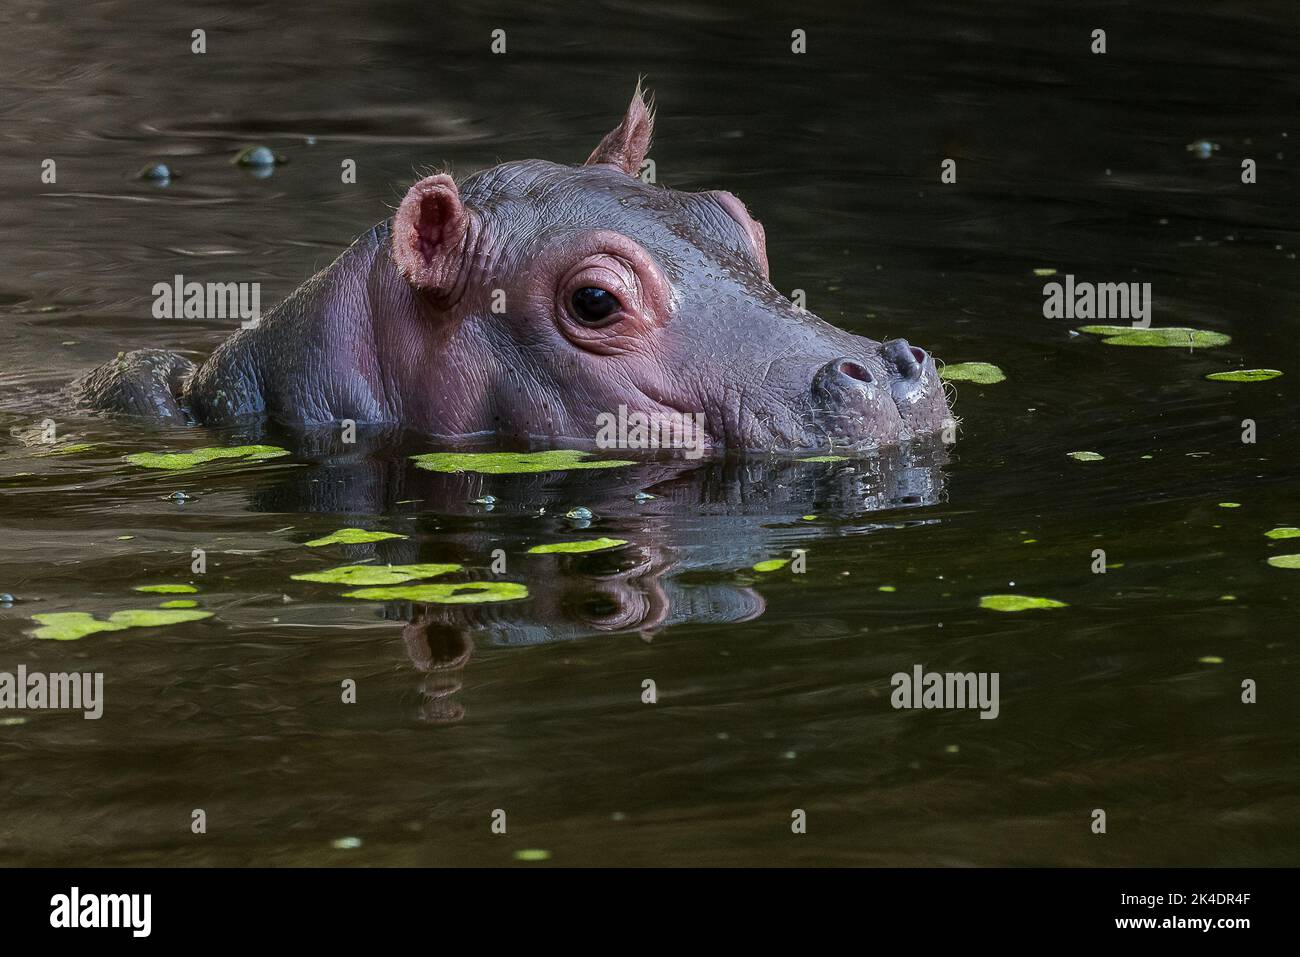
[514,849,551,862]
[291,563,461,585]
[1076,325,1230,348]
[410,450,634,474]
[527,539,627,555]
[125,445,290,470]
[31,609,212,641]
[979,594,1067,612]
[342,582,529,603]
[1205,369,1281,383]
[940,362,1006,384]
[303,528,408,547]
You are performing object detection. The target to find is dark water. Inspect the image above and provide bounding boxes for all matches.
[2,0,1298,865]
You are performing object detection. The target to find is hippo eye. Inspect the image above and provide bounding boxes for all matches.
[570,286,621,325]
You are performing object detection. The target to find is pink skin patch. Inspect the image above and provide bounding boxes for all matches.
[546,230,675,356]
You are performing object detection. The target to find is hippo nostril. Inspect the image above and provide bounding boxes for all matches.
[883,338,924,379]
[811,355,887,412]
[836,359,874,385]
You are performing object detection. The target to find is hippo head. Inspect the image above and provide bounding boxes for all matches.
[388,85,952,453]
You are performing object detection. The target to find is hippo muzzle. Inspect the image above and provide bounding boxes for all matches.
[810,338,948,447]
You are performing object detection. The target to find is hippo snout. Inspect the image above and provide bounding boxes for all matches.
[816,356,880,391]
[810,353,905,444]
[881,337,937,406]
[883,338,929,380]
[809,338,947,447]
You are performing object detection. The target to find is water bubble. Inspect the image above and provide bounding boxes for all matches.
[135,162,172,184]
[234,145,279,168]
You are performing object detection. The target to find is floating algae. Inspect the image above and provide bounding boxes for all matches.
[979,594,1068,612]
[342,582,529,603]
[125,445,290,470]
[1206,369,1282,383]
[940,362,1006,384]
[1264,527,1300,540]
[410,450,634,474]
[31,608,212,641]
[291,563,461,585]
[528,538,627,555]
[513,849,552,862]
[303,528,408,547]
[1076,325,1230,348]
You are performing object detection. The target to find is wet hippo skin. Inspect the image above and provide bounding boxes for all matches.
[73,85,952,454]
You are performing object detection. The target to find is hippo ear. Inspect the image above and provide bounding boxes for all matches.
[584,81,654,176]
[391,173,470,293]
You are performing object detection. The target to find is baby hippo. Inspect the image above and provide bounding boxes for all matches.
[75,86,951,453]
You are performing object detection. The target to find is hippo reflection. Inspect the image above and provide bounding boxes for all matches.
[246,431,948,721]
